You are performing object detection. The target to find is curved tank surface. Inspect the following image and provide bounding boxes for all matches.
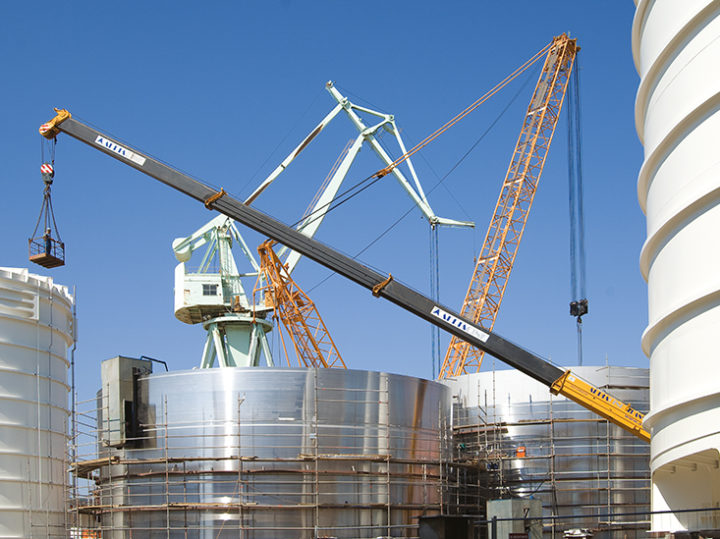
[445,366,650,538]
[0,267,74,539]
[633,0,720,532]
[75,366,451,538]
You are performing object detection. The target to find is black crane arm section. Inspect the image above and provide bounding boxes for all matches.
[39,110,650,442]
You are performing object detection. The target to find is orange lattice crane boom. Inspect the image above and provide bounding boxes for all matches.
[440,34,578,379]
[256,240,346,369]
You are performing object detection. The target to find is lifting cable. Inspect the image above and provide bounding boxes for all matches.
[304,62,540,295]
[29,137,65,268]
[567,54,588,365]
[293,45,548,234]
[241,87,325,198]
[375,40,553,178]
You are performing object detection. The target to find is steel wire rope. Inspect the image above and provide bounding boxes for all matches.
[333,84,385,113]
[405,61,542,221]
[72,114,229,195]
[335,83,470,222]
[32,137,63,243]
[567,54,588,366]
[336,84,475,222]
[376,41,552,177]
[290,44,550,235]
[303,65,539,294]
[71,42,546,216]
[238,86,326,199]
[568,54,587,303]
[288,77,537,251]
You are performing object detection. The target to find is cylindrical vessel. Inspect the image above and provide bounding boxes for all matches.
[632,0,720,532]
[0,268,74,538]
[445,366,650,538]
[79,367,450,538]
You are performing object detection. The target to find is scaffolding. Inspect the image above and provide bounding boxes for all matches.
[67,368,452,538]
[446,367,651,539]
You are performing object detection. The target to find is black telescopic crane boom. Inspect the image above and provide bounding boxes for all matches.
[39,110,650,442]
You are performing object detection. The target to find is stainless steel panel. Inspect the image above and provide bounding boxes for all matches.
[79,367,451,538]
[446,366,650,539]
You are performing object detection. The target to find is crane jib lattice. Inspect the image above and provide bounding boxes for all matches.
[440,34,578,379]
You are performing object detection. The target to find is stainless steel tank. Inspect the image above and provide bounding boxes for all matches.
[445,366,650,538]
[76,366,451,538]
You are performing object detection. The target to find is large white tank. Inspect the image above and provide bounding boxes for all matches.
[632,0,720,533]
[0,268,74,538]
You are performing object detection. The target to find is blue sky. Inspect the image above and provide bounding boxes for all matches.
[1,2,646,402]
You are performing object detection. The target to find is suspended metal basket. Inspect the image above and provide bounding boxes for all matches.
[28,161,65,268]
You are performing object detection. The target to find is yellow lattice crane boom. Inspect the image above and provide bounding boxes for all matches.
[440,34,578,379]
[256,240,346,369]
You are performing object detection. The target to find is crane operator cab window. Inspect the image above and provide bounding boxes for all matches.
[202,284,218,296]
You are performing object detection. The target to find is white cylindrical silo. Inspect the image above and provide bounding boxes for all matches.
[633,0,720,533]
[0,268,74,538]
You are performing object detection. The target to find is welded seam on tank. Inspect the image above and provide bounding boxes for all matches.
[640,181,720,279]
[652,447,720,475]
[646,400,720,469]
[0,271,74,303]
[0,390,71,410]
[633,1,720,143]
[644,388,720,430]
[637,90,720,210]
[0,336,73,365]
[0,324,75,353]
[0,475,68,486]
[0,292,72,333]
[641,288,720,356]
[631,0,653,75]
[0,367,70,392]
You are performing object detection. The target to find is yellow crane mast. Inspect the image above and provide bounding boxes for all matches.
[440,34,578,379]
[256,240,346,369]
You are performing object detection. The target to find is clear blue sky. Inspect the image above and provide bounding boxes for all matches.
[1,2,646,402]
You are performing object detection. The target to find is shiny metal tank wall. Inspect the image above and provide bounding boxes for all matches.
[85,367,450,538]
[632,0,720,532]
[0,268,74,538]
[445,366,650,538]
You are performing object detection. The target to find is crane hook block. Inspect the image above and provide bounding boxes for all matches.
[570,298,588,318]
[39,108,72,139]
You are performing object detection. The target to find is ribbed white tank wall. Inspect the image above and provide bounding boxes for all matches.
[632,0,720,533]
[0,268,74,538]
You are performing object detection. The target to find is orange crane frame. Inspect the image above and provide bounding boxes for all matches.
[256,240,346,369]
[255,143,353,369]
[440,34,578,379]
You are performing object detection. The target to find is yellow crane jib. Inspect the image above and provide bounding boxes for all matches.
[39,109,72,139]
[256,240,346,369]
[440,34,578,379]
[550,370,650,442]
